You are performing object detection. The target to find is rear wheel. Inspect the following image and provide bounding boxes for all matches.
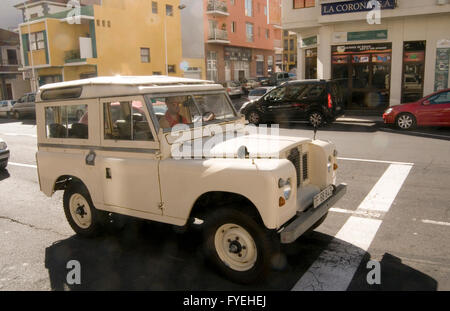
[396,113,416,130]
[203,208,277,284]
[308,111,325,127]
[63,182,105,238]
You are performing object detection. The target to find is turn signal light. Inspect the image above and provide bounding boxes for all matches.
[334,163,338,170]
[279,197,286,207]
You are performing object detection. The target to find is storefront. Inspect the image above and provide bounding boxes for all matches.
[331,43,391,110]
[284,0,450,114]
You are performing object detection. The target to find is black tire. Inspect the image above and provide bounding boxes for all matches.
[396,113,416,130]
[246,110,262,125]
[308,111,325,128]
[305,212,328,235]
[203,208,277,284]
[63,182,104,238]
[0,163,6,170]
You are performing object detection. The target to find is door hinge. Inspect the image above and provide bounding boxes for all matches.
[158,202,164,210]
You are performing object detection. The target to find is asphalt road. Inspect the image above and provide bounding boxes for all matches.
[0,115,449,291]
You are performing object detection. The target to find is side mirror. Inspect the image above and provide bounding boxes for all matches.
[423,100,431,106]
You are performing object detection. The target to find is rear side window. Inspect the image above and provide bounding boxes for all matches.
[103,100,154,141]
[303,84,325,97]
[45,104,88,139]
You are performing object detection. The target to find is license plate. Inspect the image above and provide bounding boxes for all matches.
[313,185,334,208]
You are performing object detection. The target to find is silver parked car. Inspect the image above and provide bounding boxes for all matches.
[12,93,36,119]
[247,87,275,101]
[0,100,16,118]
[222,81,243,98]
[0,138,9,170]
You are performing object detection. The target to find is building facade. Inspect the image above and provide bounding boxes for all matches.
[283,0,450,112]
[205,0,282,83]
[0,29,30,100]
[282,30,298,73]
[16,0,184,91]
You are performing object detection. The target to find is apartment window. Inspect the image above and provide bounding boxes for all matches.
[246,23,254,42]
[166,4,173,16]
[231,0,235,5]
[29,31,45,51]
[265,29,270,39]
[264,6,267,16]
[168,65,176,73]
[231,21,236,33]
[293,0,315,9]
[152,1,158,14]
[141,48,150,63]
[7,49,18,65]
[283,30,288,37]
[284,39,288,50]
[290,39,294,50]
[245,0,252,17]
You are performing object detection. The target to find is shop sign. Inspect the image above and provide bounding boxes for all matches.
[301,36,318,48]
[434,47,450,91]
[332,43,392,54]
[348,30,387,41]
[224,47,252,61]
[322,0,396,15]
[403,52,425,63]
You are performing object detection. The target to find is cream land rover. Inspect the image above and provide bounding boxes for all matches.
[35,76,346,284]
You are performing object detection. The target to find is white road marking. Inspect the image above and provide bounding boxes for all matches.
[380,128,450,140]
[1,133,37,138]
[8,162,37,169]
[329,207,384,219]
[421,219,450,227]
[292,163,412,291]
[338,157,414,166]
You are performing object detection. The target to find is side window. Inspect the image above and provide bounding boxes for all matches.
[45,105,88,139]
[264,86,286,101]
[430,91,450,104]
[29,94,36,102]
[304,84,325,98]
[286,84,308,100]
[104,100,154,141]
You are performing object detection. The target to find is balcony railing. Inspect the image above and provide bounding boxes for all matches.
[208,28,230,43]
[206,0,229,16]
[64,50,84,63]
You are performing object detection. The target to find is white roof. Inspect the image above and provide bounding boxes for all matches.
[38,76,225,101]
[39,75,215,90]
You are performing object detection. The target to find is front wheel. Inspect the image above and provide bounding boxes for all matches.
[246,110,262,125]
[63,182,104,238]
[396,113,416,130]
[203,208,277,284]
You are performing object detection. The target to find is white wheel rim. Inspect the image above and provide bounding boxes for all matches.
[69,193,92,229]
[214,224,257,272]
[248,112,260,124]
[398,115,413,129]
[310,113,322,126]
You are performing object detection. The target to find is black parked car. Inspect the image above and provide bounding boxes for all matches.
[240,79,345,127]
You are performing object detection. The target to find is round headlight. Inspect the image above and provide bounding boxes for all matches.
[385,108,393,114]
[0,141,7,150]
[278,178,285,188]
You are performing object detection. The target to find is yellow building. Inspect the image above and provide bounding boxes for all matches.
[17,0,185,89]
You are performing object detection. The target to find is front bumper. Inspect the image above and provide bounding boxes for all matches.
[279,183,347,244]
[0,149,10,165]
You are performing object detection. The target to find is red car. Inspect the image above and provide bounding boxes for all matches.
[383,89,450,130]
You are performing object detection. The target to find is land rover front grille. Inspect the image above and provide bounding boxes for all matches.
[287,147,308,187]
[302,153,308,181]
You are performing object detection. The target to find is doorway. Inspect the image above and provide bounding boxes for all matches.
[401,41,426,103]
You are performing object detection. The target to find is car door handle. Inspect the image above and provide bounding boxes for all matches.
[106,168,112,179]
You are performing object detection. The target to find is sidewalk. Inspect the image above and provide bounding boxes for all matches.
[336,115,383,123]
